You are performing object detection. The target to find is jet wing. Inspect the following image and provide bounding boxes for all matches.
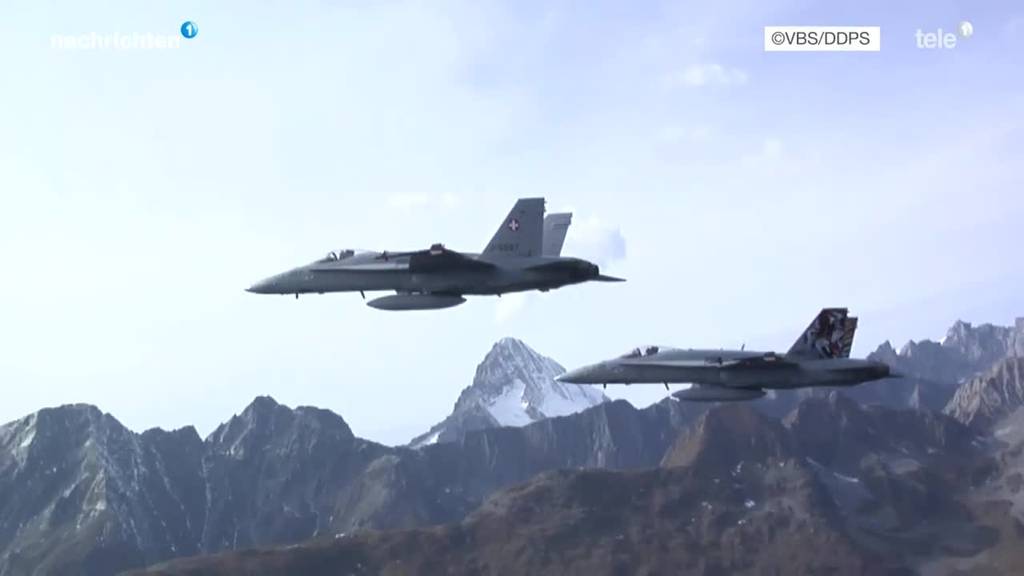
[725,354,798,368]
[621,353,797,369]
[310,245,494,273]
[407,245,496,273]
[308,260,407,272]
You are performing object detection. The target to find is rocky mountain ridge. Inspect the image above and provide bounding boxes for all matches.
[134,396,1015,576]
[0,395,702,575]
[849,317,1024,412]
[946,356,1024,431]
[6,317,1024,575]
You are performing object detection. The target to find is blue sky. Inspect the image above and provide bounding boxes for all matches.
[1,0,1022,444]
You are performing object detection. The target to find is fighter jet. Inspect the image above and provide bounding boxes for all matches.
[557,308,895,401]
[246,198,624,310]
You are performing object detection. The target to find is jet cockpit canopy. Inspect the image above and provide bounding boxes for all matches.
[621,345,662,359]
[318,249,359,263]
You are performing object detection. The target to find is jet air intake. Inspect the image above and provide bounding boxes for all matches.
[367,294,466,311]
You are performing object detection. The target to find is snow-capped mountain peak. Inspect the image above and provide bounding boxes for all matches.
[410,338,607,447]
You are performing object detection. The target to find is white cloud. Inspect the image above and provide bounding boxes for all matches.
[665,63,748,88]
[564,216,627,269]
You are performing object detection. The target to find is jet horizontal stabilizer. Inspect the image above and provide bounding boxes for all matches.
[672,385,766,402]
[594,274,625,282]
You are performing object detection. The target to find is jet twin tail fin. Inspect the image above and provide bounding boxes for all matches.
[786,308,858,360]
[838,316,858,358]
[542,213,572,257]
[483,198,545,257]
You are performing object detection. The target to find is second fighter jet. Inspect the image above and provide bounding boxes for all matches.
[557,308,896,401]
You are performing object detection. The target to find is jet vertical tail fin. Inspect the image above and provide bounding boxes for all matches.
[786,308,857,359]
[542,213,572,256]
[482,198,544,257]
[838,316,858,358]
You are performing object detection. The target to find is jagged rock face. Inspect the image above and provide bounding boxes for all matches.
[946,357,1024,431]
[899,318,1023,381]
[0,394,704,575]
[0,406,205,576]
[945,319,1024,365]
[0,399,403,576]
[664,393,983,507]
[787,393,978,472]
[421,398,708,504]
[409,338,607,447]
[8,322,1024,575]
[661,405,793,470]
[659,396,998,571]
[853,318,1024,412]
[937,320,1024,435]
[133,396,1012,576]
[133,464,885,576]
[199,397,385,552]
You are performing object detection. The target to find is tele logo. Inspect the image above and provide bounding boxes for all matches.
[916,20,973,49]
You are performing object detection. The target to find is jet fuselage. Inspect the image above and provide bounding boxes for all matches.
[558,348,891,389]
[247,252,602,297]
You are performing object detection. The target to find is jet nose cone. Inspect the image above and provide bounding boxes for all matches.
[246,277,276,294]
[248,269,301,294]
[555,370,578,383]
[557,364,601,384]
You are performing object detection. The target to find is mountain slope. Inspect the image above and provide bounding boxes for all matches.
[5,319,1024,575]
[0,395,701,575]
[946,356,1024,432]
[133,465,885,576]
[134,396,1010,576]
[0,405,206,576]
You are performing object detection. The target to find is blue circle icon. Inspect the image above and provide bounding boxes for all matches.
[181,21,198,39]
